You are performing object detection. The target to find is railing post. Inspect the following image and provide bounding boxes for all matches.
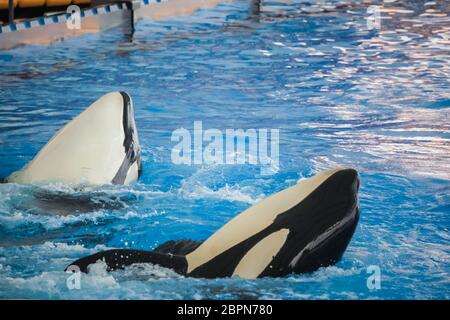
[129,0,141,34]
[8,0,14,24]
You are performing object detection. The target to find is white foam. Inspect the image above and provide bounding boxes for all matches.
[0,210,109,230]
[180,180,262,204]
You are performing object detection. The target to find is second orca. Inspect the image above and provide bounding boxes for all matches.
[68,167,360,279]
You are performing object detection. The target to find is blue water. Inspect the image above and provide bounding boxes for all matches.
[0,0,449,299]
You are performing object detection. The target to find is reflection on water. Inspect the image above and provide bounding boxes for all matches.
[254,0,450,179]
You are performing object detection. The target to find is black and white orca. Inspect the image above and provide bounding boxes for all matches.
[68,167,360,278]
[5,92,141,186]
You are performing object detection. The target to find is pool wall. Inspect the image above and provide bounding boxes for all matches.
[0,0,227,50]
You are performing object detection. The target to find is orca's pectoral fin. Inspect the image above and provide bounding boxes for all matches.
[66,249,188,274]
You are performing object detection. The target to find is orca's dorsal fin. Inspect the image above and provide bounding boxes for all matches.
[7,92,141,186]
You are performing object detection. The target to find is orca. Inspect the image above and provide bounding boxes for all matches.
[67,167,360,278]
[5,92,141,186]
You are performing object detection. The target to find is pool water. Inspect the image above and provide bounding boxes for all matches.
[0,0,449,299]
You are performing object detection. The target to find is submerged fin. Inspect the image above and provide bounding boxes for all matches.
[67,241,202,274]
[66,249,187,274]
[7,92,141,186]
[29,188,136,215]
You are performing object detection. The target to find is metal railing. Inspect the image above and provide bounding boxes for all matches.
[8,0,14,23]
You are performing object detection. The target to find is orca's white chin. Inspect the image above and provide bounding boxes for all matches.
[7,92,141,186]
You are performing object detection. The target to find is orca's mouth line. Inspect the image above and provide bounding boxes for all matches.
[112,92,142,185]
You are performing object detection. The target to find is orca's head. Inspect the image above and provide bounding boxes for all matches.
[263,168,360,276]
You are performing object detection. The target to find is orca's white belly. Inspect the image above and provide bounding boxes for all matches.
[8,92,141,186]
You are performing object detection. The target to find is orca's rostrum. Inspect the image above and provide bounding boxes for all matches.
[68,167,360,279]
